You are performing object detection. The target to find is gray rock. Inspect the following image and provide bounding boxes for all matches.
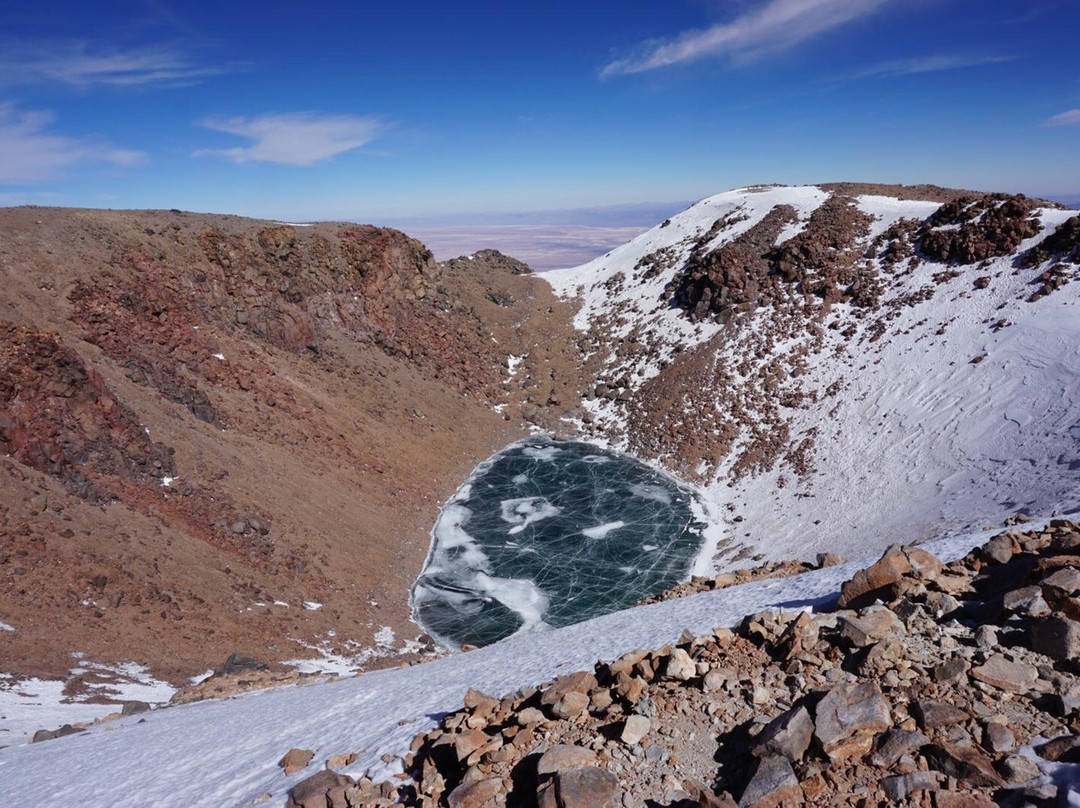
[664,648,696,681]
[752,706,814,762]
[983,722,1015,753]
[880,771,938,801]
[738,755,801,808]
[1030,615,1080,662]
[869,729,929,767]
[913,699,969,729]
[554,766,621,808]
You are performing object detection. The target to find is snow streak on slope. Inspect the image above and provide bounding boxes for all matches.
[544,185,1080,566]
[0,523,1031,807]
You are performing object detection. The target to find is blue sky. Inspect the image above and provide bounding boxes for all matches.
[1,0,1078,222]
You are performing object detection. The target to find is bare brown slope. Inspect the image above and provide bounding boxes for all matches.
[0,207,583,683]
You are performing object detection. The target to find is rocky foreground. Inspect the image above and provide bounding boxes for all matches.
[282,521,1080,807]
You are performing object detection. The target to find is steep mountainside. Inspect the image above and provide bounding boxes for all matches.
[0,208,582,685]
[546,184,1080,565]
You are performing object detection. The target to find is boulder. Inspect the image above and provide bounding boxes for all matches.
[869,729,929,767]
[1029,615,1080,662]
[448,777,504,808]
[664,648,696,681]
[552,766,620,808]
[285,769,353,808]
[912,700,969,729]
[752,706,814,762]
[620,715,650,746]
[536,745,598,777]
[880,771,937,801]
[279,748,315,776]
[837,545,942,609]
[970,654,1038,693]
[813,681,891,762]
[836,608,903,647]
[923,743,1004,787]
[738,755,802,808]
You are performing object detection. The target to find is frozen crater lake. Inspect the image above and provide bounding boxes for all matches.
[411,439,705,648]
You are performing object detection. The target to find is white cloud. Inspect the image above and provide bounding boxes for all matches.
[1046,109,1080,127]
[603,0,890,77]
[843,54,1014,81]
[0,103,148,184]
[195,112,386,166]
[0,41,227,88]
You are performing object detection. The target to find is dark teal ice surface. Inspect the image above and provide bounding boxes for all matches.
[411,439,704,648]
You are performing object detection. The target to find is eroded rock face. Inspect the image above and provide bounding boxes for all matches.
[0,322,175,501]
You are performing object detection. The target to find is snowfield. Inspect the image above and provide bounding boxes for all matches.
[0,523,1039,807]
[544,185,1080,564]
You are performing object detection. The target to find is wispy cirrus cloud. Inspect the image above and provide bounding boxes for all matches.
[0,102,148,184]
[0,40,229,88]
[842,54,1014,81]
[602,0,891,77]
[1046,109,1080,127]
[195,112,388,166]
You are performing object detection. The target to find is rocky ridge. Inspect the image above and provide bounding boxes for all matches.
[283,521,1080,807]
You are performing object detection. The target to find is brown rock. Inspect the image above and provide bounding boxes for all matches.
[837,608,903,647]
[838,545,942,609]
[970,654,1038,693]
[553,766,620,808]
[813,681,891,762]
[550,690,590,720]
[447,777,504,808]
[1036,734,1080,763]
[913,700,969,729]
[933,791,997,808]
[923,743,1004,787]
[620,715,650,746]
[285,769,353,808]
[536,745,598,777]
[279,748,315,776]
[870,729,929,767]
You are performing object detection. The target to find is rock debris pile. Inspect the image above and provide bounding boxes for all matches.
[286,521,1080,807]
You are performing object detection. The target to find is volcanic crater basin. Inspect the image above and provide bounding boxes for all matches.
[411,439,706,648]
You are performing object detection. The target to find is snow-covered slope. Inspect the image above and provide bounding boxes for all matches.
[0,523,1016,807]
[545,184,1080,565]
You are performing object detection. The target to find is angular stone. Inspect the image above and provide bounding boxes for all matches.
[550,691,590,720]
[664,648,696,681]
[541,672,598,707]
[620,714,650,746]
[448,777,504,808]
[933,791,997,808]
[738,755,802,808]
[933,658,969,685]
[536,745,598,777]
[837,608,903,648]
[554,766,620,808]
[923,743,1004,787]
[880,771,937,801]
[838,545,943,609]
[869,729,929,767]
[970,654,1038,693]
[286,769,353,808]
[1029,615,1080,662]
[752,706,814,762]
[1041,567,1080,598]
[518,707,547,726]
[1003,585,1050,616]
[999,753,1043,783]
[980,534,1016,564]
[454,729,490,763]
[1036,734,1080,763]
[813,681,891,762]
[279,747,315,776]
[913,700,969,729]
[983,722,1015,754]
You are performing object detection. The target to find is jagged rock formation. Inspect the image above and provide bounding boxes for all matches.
[545,184,1080,565]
